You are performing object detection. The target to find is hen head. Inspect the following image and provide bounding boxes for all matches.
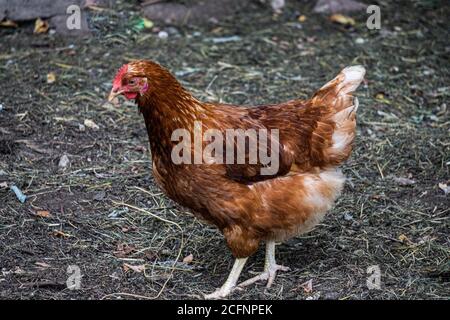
[108,60,179,104]
[108,62,149,103]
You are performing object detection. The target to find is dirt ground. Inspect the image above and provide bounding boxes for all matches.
[0,0,448,300]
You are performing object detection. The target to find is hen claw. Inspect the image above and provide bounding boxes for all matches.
[238,264,290,289]
[204,287,234,299]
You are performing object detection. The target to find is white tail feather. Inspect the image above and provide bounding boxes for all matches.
[340,65,366,94]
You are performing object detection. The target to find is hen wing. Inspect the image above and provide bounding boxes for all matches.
[224,65,366,182]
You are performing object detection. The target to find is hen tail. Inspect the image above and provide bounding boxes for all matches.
[311,66,366,166]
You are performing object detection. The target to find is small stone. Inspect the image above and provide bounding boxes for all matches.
[343,212,353,221]
[58,154,70,169]
[93,191,106,201]
[158,31,168,39]
[323,291,340,300]
[166,27,179,36]
[208,17,219,24]
[305,292,321,300]
[355,37,365,44]
[84,119,99,130]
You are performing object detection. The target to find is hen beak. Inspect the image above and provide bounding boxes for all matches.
[107,88,123,103]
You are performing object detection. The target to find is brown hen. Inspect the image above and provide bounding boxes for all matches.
[109,60,365,298]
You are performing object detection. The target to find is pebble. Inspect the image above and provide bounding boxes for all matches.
[353,249,365,257]
[58,154,70,169]
[343,212,353,221]
[158,31,168,39]
[166,27,179,36]
[93,191,106,201]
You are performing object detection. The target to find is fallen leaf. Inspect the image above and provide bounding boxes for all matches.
[53,230,71,238]
[133,17,154,31]
[398,234,410,243]
[438,183,449,195]
[375,93,392,105]
[330,14,355,26]
[115,243,135,258]
[84,119,99,130]
[375,92,385,100]
[142,18,154,29]
[300,279,313,293]
[182,254,194,264]
[123,263,145,273]
[0,20,18,28]
[298,15,307,22]
[36,210,50,218]
[34,18,49,34]
[46,72,56,84]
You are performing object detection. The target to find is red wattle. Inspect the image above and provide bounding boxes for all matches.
[124,92,138,100]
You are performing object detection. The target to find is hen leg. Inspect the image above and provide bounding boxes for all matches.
[204,258,248,299]
[237,241,289,288]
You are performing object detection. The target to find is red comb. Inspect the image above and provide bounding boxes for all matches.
[113,64,128,89]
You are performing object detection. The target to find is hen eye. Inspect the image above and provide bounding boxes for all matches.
[129,79,136,85]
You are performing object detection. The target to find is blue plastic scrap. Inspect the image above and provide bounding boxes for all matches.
[11,185,27,203]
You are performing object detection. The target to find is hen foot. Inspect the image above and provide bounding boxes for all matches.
[238,264,290,288]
